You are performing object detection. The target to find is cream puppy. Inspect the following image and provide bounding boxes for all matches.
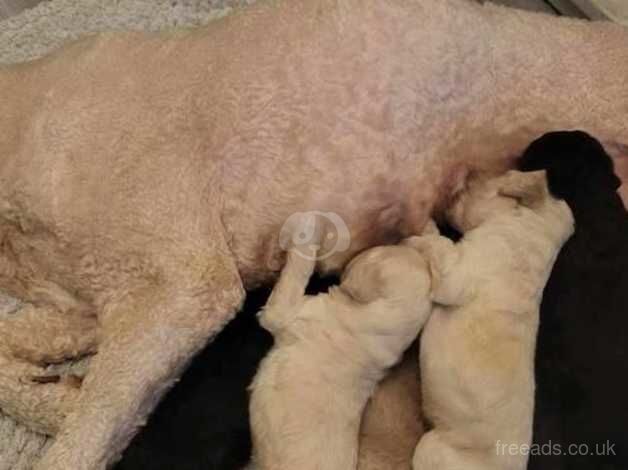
[410,170,574,470]
[249,240,432,470]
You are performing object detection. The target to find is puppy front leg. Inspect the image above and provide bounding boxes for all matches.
[258,244,317,335]
[404,235,472,307]
[34,251,244,470]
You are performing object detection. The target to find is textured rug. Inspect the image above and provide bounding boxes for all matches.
[0,2,247,468]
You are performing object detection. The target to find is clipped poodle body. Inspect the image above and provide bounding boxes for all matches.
[519,131,628,470]
[0,1,627,468]
[250,241,432,470]
[410,170,574,470]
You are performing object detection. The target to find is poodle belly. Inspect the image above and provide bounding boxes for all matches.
[224,156,460,287]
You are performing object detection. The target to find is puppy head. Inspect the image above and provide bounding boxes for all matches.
[446,170,548,232]
[339,245,431,306]
[518,130,621,201]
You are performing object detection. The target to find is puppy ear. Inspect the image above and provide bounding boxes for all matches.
[497,170,547,208]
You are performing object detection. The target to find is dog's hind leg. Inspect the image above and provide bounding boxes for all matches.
[35,237,245,470]
[0,302,100,366]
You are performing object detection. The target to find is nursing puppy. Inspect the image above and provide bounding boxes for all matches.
[410,170,574,470]
[249,240,432,470]
[519,131,628,470]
